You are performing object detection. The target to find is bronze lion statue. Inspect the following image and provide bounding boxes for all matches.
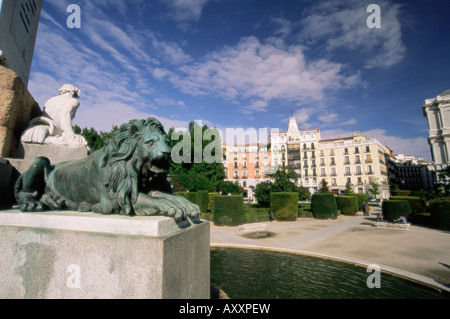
[14,118,201,222]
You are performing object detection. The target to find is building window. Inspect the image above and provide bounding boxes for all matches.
[345,167,351,175]
[355,155,360,164]
[355,147,359,154]
[366,146,370,153]
[344,148,349,155]
[330,157,336,165]
[344,156,350,164]
[367,165,373,174]
[356,166,362,175]
[320,168,326,176]
[320,158,325,166]
[331,167,336,176]
[332,178,336,186]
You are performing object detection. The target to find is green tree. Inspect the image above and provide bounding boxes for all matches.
[345,180,354,194]
[269,166,298,193]
[319,179,330,193]
[168,122,225,189]
[73,124,118,151]
[298,186,311,201]
[368,181,380,199]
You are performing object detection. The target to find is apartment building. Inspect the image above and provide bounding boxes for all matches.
[222,143,272,199]
[270,117,391,198]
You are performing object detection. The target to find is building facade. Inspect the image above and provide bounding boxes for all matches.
[423,89,450,171]
[222,143,272,200]
[388,154,435,190]
[270,117,391,198]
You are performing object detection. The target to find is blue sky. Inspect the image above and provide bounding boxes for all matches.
[28,0,450,160]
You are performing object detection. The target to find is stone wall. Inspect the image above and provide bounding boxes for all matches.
[0,65,41,157]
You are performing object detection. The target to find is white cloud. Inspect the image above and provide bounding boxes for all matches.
[163,0,209,22]
[157,37,361,113]
[299,0,406,69]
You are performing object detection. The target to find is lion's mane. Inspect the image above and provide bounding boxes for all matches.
[101,118,166,215]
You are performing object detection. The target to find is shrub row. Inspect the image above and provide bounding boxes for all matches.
[428,197,450,230]
[382,200,412,221]
[390,196,426,215]
[345,193,369,211]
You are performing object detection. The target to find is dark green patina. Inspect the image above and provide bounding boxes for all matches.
[14,118,200,221]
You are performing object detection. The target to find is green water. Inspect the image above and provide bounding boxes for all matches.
[210,248,448,299]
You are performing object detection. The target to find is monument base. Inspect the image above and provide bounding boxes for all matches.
[6,142,89,174]
[0,210,210,299]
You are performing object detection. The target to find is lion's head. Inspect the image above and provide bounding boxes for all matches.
[102,118,171,215]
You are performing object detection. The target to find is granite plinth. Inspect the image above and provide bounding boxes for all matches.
[0,210,210,299]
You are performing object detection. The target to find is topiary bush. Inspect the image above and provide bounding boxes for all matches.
[196,190,210,215]
[213,195,245,226]
[270,192,298,221]
[336,196,358,215]
[311,193,338,220]
[428,197,450,230]
[382,200,412,221]
[254,180,273,207]
[345,193,369,211]
[390,196,426,215]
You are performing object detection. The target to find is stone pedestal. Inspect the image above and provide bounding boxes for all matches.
[7,142,90,174]
[0,211,210,299]
[0,65,41,158]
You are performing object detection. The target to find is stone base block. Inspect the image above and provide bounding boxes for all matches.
[0,210,210,299]
[6,142,89,174]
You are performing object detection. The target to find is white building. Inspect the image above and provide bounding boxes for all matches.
[270,117,391,198]
[423,89,450,170]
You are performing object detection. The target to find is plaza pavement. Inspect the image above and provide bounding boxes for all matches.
[209,206,450,295]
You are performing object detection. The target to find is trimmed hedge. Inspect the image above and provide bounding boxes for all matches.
[311,193,338,220]
[336,196,358,215]
[208,192,219,212]
[196,190,210,214]
[390,196,426,215]
[382,200,412,221]
[270,192,298,221]
[213,195,245,226]
[428,197,450,230]
[345,193,369,211]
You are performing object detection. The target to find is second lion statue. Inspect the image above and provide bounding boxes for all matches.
[14,117,201,222]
